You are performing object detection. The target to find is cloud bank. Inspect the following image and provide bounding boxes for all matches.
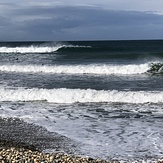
[1,1,163,41]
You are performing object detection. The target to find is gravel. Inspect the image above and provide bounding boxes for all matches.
[0,117,118,162]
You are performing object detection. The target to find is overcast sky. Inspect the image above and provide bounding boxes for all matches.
[1,0,163,41]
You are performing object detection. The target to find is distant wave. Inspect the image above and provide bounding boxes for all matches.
[0,63,149,75]
[0,87,163,104]
[0,43,91,54]
[0,44,64,54]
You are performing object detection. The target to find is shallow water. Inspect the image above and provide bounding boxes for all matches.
[1,101,163,160]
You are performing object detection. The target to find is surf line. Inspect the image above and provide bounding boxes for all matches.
[0,64,149,75]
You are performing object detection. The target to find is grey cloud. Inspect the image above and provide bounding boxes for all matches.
[1,5,163,41]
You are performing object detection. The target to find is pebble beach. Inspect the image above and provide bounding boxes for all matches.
[0,117,117,163]
[0,146,112,163]
[0,117,163,163]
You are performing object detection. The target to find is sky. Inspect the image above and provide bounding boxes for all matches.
[1,0,163,41]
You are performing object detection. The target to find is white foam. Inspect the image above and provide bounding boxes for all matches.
[0,63,149,75]
[0,87,163,104]
[0,44,91,54]
[0,45,64,53]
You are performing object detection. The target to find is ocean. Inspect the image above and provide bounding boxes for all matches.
[0,40,163,161]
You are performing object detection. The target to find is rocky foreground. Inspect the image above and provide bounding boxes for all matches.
[0,146,113,163]
[0,146,163,163]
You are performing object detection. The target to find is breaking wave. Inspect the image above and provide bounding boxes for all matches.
[0,63,149,75]
[0,45,64,54]
[0,43,91,54]
[0,87,163,104]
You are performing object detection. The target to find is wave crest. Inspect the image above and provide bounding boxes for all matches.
[0,63,149,75]
[0,44,64,54]
[0,87,163,104]
[0,42,91,54]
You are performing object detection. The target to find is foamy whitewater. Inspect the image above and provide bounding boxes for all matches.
[0,40,163,162]
[0,63,149,75]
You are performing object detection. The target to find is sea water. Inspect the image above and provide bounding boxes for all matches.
[0,40,163,161]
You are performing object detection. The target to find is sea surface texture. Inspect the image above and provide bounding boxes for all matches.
[0,40,163,161]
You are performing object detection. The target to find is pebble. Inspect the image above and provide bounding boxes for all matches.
[0,146,118,163]
[0,146,161,163]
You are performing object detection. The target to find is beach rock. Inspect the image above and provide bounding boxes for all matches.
[0,146,115,163]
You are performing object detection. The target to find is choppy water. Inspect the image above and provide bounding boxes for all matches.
[0,40,163,161]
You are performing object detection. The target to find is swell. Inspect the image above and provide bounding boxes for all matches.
[0,87,163,104]
[57,40,163,60]
[1,41,163,61]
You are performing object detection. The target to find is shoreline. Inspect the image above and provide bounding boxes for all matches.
[0,117,162,163]
[0,117,113,162]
